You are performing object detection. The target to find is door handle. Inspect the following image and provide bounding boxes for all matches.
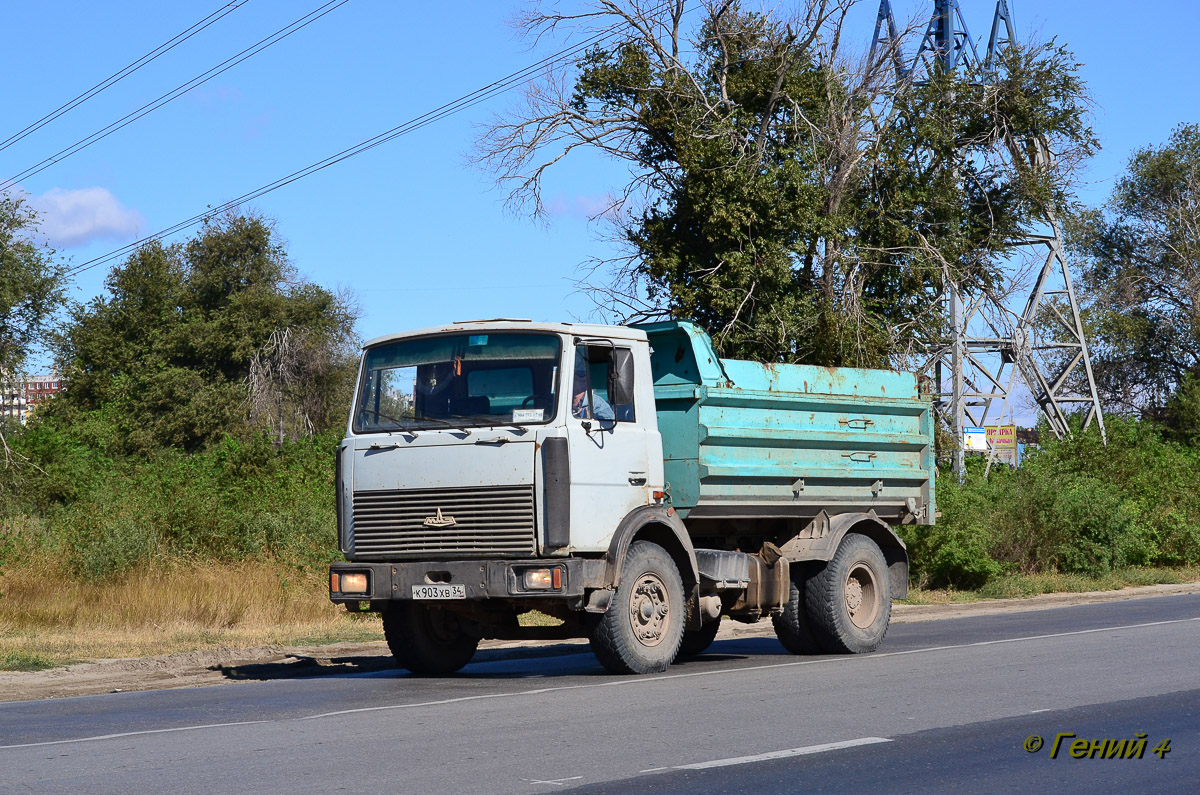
[628,477,647,486]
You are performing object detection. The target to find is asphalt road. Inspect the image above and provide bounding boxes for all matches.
[2,594,1197,794]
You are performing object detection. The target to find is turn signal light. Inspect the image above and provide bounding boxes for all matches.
[339,572,369,594]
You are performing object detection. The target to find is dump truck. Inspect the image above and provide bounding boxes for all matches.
[329,320,935,675]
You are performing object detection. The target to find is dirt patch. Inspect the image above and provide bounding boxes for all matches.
[3,581,1197,703]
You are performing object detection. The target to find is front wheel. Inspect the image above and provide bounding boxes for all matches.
[589,541,685,674]
[804,534,891,654]
[383,602,479,675]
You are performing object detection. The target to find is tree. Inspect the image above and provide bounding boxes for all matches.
[52,212,358,452]
[247,325,359,446]
[0,194,66,462]
[1073,123,1200,417]
[0,195,65,378]
[478,0,1096,367]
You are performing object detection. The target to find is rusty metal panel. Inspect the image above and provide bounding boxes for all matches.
[637,322,934,521]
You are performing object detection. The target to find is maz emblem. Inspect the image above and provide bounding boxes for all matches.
[423,507,457,528]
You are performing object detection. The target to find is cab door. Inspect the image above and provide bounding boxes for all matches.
[566,341,654,551]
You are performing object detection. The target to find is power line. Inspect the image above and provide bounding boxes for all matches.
[0,1,251,154]
[65,23,630,279]
[0,0,348,194]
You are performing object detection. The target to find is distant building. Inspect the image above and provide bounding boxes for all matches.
[0,372,64,424]
[1016,428,1040,445]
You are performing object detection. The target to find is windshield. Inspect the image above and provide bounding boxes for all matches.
[354,332,562,432]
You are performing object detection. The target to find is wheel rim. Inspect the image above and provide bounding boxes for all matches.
[845,563,879,629]
[627,571,671,647]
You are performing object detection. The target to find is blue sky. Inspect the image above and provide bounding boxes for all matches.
[4,0,1198,363]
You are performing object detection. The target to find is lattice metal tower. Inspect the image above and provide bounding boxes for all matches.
[870,0,1106,478]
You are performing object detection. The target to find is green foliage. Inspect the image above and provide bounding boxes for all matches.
[0,194,66,373]
[903,417,1200,588]
[902,466,1003,589]
[0,650,57,672]
[1162,373,1200,445]
[51,212,357,453]
[2,421,341,582]
[483,3,1095,367]
[1073,123,1200,413]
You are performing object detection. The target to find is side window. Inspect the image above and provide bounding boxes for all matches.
[571,345,635,422]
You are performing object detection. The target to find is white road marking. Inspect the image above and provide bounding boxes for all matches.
[3,615,1196,751]
[526,776,582,786]
[639,767,669,773]
[0,721,268,750]
[676,737,892,769]
[1030,709,1052,714]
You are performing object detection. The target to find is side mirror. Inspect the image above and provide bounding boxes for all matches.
[609,348,635,406]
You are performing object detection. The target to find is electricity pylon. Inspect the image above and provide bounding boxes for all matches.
[870,0,1106,479]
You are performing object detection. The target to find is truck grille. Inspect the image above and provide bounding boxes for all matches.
[350,485,536,558]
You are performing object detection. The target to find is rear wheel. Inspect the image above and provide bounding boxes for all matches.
[589,541,685,674]
[804,534,891,654]
[383,602,479,675]
[678,617,722,657]
[772,563,821,654]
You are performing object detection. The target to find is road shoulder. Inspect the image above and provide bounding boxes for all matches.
[3,580,1198,703]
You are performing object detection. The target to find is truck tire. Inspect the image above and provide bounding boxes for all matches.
[678,618,722,657]
[804,534,891,654]
[589,541,685,674]
[772,563,821,654]
[383,603,478,675]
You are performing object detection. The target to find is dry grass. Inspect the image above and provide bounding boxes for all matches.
[0,557,382,669]
[6,555,1197,670]
[902,566,1200,605]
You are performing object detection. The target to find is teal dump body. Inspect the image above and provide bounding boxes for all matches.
[636,322,935,525]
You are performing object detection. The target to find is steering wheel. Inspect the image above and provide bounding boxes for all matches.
[415,362,454,397]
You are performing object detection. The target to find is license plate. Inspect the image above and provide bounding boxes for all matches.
[412,584,466,600]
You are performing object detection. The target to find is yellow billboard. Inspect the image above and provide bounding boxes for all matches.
[985,425,1017,464]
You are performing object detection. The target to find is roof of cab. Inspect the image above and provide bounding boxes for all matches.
[361,319,649,349]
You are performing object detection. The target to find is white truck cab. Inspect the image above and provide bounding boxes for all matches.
[331,320,929,675]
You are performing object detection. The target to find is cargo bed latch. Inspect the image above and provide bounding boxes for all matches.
[791,478,805,498]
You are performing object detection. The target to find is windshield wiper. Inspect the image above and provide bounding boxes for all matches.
[360,409,420,434]
[453,414,530,434]
[415,415,473,435]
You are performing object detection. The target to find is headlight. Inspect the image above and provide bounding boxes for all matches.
[335,572,369,594]
[523,569,553,590]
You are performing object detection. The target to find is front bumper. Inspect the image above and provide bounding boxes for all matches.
[329,557,608,604]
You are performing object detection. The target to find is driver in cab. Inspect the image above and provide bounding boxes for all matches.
[571,362,614,421]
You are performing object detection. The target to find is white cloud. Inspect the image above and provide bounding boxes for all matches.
[27,186,144,249]
[545,193,622,222]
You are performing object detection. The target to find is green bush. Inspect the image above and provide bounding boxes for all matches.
[70,515,161,581]
[909,416,1200,589]
[1,415,340,583]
